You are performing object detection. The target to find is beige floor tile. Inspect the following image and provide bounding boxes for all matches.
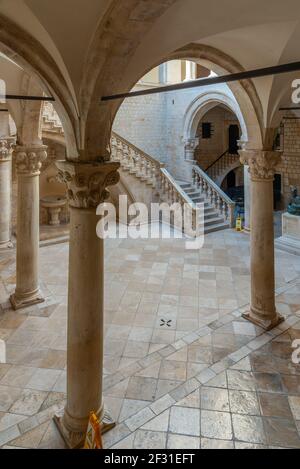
[169,406,200,436]
[201,387,230,412]
[201,410,232,440]
[159,361,187,381]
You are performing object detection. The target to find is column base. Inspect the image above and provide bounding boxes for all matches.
[53,409,116,449]
[242,310,284,331]
[10,290,45,310]
[0,241,14,250]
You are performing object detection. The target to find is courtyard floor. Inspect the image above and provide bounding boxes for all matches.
[0,229,299,449]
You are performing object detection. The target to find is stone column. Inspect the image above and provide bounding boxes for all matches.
[243,165,251,231]
[54,159,120,449]
[185,61,196,81]
[184,138,199,161]
[10,145,47,310]
[240,150,284,330]
[0,138,14,249]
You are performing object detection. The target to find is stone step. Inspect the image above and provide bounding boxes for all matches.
[204,222,230,234]
[204,216,225,227]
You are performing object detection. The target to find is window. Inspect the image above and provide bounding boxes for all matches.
[202,122,212,139]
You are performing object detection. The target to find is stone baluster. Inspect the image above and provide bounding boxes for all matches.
[116,140,123,164]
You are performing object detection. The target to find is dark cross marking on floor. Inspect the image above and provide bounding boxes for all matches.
[160,319,172,328]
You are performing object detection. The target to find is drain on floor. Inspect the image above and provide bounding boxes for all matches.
[160,319,172,328]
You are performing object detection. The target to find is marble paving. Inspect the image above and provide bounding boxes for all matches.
[0,229,299,449]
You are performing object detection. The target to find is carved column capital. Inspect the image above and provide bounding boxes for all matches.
[56,160,120,209]
[0,137,15,162]
[184,137,199,151]
[14,145,47,175]
[239,150,282,181]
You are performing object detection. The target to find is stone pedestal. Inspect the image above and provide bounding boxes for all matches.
[53,159,119,449]
[0,138,14,249]
[10,145,47,310]
[240,150,284,330]
[275,213,300,255]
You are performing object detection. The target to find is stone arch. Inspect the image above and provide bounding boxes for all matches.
[216,160,244,188]
[84,39,264,158]
[183,92,248,143]
[0,14,79,158]
[166,44,263,150]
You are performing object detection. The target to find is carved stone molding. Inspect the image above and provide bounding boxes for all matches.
[0,137,15,162]
[14,145,48,175]
[56,160,120,209]
[239,150,282,181]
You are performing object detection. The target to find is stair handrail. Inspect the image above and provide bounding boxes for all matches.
[160,167,196,208]
[204,148,229,172]
[112,131,165,168]
[192,165,235,227]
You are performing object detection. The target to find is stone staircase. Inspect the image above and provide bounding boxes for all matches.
[40,103,235,234]
[178,181,231,233]
[111,132,235,234]
[42,102,64,135]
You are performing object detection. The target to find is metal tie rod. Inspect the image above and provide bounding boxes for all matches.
[101,61,300,102]
[0,95,55,101]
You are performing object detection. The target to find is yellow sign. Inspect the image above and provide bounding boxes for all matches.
[236,217,242,232]
[84,412,103,449]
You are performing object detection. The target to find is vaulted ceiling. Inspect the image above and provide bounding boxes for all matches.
[0,0,300,155]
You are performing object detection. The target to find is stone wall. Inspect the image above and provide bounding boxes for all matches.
[194,107,239,170]
[113,85,168,163]
[276,117,300,209]
[113,82,239,181]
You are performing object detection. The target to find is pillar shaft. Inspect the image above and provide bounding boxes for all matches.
[240,150,284,330]
[10,145,47,310]
[54,159,120,449]
[0,139,14,249]
[64,206,104,432]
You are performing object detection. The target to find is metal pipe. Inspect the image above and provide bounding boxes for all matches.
[101,61,300,102]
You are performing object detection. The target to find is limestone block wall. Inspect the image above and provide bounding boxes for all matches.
[276,118,300,209]
[113,85,168,163]
[194,107,239,170]
[113,82,237,181]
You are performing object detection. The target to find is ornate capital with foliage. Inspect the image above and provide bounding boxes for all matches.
[0,137,15,162]
[239,150,282,181]
[14,145,47,175]
[56,160,120,208]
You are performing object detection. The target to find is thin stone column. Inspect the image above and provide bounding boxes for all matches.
[240,150,284,330]
[0,138,14,249]
[10,145,47,310]
[54,159,120,449]
[243,165,251,231]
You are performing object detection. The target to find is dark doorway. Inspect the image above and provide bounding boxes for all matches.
[227,170,236,189]
[273,174,282,210]
[228,124,240,154]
